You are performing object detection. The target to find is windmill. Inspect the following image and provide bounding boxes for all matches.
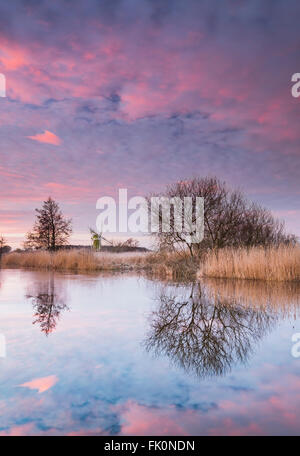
[89,228,113,251]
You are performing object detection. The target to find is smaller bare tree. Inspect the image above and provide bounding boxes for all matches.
[0,235,6,251]
[0,235,11,260]
[24,197,72,251]
[0,234,5,261]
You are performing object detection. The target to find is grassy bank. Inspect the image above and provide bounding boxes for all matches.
[0,249,196,278]
[199,246,300,281]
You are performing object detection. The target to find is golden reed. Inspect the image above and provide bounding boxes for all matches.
[1,250,147,272]
[199,246,300,281]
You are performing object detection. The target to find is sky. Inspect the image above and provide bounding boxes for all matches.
[0,0,299,247]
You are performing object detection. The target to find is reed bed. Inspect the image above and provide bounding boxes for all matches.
[1,250,148,272]
[4,246,299,282]
[199,246,300,281]
[1,248,198,279]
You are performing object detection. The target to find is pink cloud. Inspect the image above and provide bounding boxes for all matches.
[44,181,92,199]
[0,38,29,71]
[115,401,190,435]
[0,166,24,179]
[19,375,58,393]
[0,423,36,437]
[27,130,61,146]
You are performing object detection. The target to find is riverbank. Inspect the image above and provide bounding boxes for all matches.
[0,249,196,279]
[2,246,300,282]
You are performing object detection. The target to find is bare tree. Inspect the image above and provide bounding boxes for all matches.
[0,234,6,248]
[0,234,11,259]
[24,197,72,250]
[26,273,69,335]
[111,237,139,251]
[145,282,276,378]
[149,177,296,255]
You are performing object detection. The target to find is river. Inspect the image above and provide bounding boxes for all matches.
[0,268,299,435]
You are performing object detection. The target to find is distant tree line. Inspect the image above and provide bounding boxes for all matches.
[6,176,296,255]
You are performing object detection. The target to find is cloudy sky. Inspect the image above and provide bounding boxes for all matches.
[0,0,299,246]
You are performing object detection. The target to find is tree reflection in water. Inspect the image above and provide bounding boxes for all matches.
[145,282,277,378]
[26,274,69,335]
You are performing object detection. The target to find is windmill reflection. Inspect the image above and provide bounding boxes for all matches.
[26,273,69,335]
[145,282,277,378]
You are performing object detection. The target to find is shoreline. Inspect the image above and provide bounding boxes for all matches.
[1,245,300,282]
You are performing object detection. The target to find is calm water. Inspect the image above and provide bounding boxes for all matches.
[0,268,299,436]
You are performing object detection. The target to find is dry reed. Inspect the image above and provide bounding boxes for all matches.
[1,250,147,272]
[1,248,198,279]
[199,246,300,281]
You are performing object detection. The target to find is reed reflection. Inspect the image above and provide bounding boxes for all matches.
[204,279,300,317]
[26,273,69,335]
[145,282,278,378]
